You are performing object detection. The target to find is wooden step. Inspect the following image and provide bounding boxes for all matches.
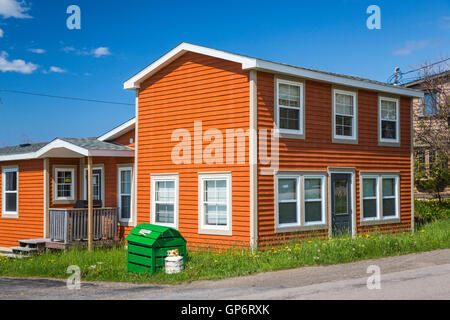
[11,246,38,254]
[18,239,49,252]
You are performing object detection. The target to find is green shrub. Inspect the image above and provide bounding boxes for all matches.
[415,199,450,226]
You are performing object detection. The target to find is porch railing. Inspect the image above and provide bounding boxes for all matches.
[49,208,118,244]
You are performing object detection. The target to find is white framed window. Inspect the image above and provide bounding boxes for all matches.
[361,174,399,222]
[118,167,133,222]
[333,89,357,141]
[151,174,178,229]
[379,97,399,143]
[361,176,379,221]
[276,79,304,135]
[2,166,18,217]
[55,168,75,201]
[84,167,103,201]
[199,173,232,234]
[277,176,301,228]
[303,175,326,225]
[381,175,399,219]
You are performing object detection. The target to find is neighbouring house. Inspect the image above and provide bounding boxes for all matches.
[404,70,450,199]
[0,43,424,250]
[0,119,136,248]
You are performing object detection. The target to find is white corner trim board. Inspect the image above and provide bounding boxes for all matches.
[123,42,424,98]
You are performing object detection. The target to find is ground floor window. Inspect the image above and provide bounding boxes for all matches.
[118,167,133,222]
[151,174,178,228]
[2,166,18,216]
[361,174,399,221]
[55,167,75,201]
[198,173,231,234]
[276,174,326,229]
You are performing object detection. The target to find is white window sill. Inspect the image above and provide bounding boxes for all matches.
[360,218,400,226]
[198,226,232,236]
[2,213,19,219]
[275,224,328,233]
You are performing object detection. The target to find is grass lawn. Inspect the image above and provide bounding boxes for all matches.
[1,212,449,284]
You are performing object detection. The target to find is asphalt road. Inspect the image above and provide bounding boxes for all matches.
[1,249,449,300]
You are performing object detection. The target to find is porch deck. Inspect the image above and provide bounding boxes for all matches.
[49,208,119,244]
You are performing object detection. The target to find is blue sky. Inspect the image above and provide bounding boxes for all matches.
[0,0,449,146]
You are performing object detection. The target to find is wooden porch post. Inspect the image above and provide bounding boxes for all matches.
[88,156,93,251]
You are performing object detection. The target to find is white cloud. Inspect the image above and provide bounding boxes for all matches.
[392,40,431,56]
[91,47,111,58]
[0,28,3,38]
[0,0,32,19]
[28,48,46,54]
[62,45,112,58]
[0,51,38,74]
[49,66,66,73]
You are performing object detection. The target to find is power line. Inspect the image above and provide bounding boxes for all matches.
[0,89,134,106]
[401,58,450,75]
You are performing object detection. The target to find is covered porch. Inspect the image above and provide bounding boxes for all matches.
[39,138,135,248]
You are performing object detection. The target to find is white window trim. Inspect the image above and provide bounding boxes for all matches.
[151,174,179,229]
[361,175,380,221]
[83,166,104,201]
[2,166,19,218]
[379,96,400,144]
[381,175,400,220]
[333,89,357,141]
[54,167,75,201]
[198,173,232,236]
[303,175,326,226]
[118,166,134,223]
[276,78,304,136]
[276,175,301,228]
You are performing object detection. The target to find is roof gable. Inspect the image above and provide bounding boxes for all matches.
[124,42,423,98]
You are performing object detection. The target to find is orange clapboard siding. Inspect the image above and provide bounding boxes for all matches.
[257,72,413,245]
[137,51,251,248]
[112,129,135,148]
[0,159,44,247]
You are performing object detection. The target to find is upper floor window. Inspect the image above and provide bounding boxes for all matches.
[2,166,18,217]
[333,89,357,141]
[379,97,399,144]
[422,91,439,116]
[55,168,75,201]
[276,79,304,135]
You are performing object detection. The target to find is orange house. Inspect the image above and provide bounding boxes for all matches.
[0,43,424,250]
[124,43,423,249]
[0,120,135,248]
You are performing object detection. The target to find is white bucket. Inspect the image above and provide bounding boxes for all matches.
[165,255,184,274]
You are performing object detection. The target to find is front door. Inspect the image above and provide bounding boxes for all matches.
[331,173,352,236]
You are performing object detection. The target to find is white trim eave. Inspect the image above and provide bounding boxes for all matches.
[249,60,424,98]
[124,42,424,98]
[0,139,135,162]
[0,152,36,162]
[123,42,256,90]
[36,139,89,158]
[98,118,136,142]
